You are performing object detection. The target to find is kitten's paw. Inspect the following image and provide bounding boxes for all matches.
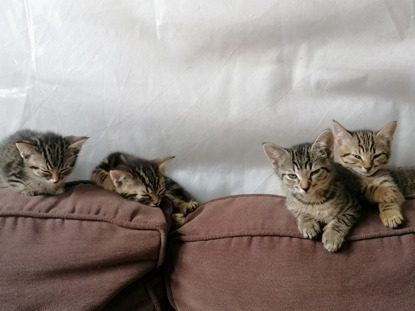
[178,201,199,215]
[171,213,186,228]
[322,230,344,252]
[54,187,65,195]
[187,201,199,214]
[298,220,320,239]
[380,209,404,228]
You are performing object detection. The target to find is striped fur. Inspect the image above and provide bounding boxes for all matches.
[263,130,361,252]
[332,120,406,228]
[91,152,198,228]
[0,129,88,195]
[389,167,415,197]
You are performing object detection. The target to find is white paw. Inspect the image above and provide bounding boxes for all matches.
[322,230,344,252]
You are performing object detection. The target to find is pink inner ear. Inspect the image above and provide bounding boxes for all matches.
[109,170,128,188]
[334,137,344,146]
[271,160,278,167]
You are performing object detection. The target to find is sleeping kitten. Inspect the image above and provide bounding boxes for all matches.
[0,129,88,196]
[263,130,361,252]
[332,120,411,228]
[91,152,198,227]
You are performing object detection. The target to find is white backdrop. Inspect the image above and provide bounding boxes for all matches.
[1,0,414,203]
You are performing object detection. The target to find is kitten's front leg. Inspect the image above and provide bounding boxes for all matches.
[9,182,39,196]
[169,196,199,228]
[297,215,320,239]
[322,221,347,252]
[378,202,404,228]
[366,184,404,228]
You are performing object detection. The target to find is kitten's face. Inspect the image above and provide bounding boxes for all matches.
[110,171,165,206]
[109,157,173,207]
[263,130,334,197]
[16,135,88,185]
[332,121,396,176]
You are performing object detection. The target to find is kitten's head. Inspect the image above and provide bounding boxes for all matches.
[332,120,396,176]
[16,133,88,185]
[109,155,174,207]
[263,130,334,197]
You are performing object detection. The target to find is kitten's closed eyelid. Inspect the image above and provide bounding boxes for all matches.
[60,168,71,175]
[29,166,39,170]
[373,153,383,159]
[287,174,297,179]
[310,169,321,176]
[352,154,362,160]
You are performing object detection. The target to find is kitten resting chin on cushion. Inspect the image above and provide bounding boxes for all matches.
[92,152,198,228]
[0,129,88,196]
[263,130,361,252]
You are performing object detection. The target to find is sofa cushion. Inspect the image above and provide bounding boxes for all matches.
[166,194,415,311]
[0,184,172,311]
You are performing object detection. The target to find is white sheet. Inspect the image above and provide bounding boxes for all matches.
[1,0,414,202]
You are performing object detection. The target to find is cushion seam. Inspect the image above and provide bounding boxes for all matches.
[198,193,284,207]
[0,211,164,231]
[171,229,415,243]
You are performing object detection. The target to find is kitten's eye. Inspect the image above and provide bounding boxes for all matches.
[41,170,51,177]
[310,169,321,176]
[287,174,297,179]
[373,153,383,159]
[29,166,39,170]
[59,168,71,177]
[352,154,362,160]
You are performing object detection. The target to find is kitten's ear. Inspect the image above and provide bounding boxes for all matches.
[109,170,134,188]
[262,143,289,168]
[66,136,89,153]
[376,121,397,147]
[120,153,133,162]
[332,120,353,146]
[15,141,38,159]
[311,130,334,158]
[155,156,175,174]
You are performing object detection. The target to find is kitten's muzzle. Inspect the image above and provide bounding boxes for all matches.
[301,186,310,193]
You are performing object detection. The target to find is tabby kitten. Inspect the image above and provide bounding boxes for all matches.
[332,120,410,228]
[92,152,198,227]
[0,129,88,196]
[263,130,361,252]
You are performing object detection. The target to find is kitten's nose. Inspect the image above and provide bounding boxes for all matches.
[363,166,372,172]
[301,186,310,193]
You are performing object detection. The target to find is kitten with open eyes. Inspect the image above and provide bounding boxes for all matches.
[332,120,415,228]
[263,130,361,252]
[91,152,198,228]
[0,129,88,196]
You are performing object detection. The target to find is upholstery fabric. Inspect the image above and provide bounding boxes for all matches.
[166,194,415,311]
[0,184,172,311]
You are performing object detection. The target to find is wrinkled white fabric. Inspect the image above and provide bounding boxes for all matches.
[1,0,414,202]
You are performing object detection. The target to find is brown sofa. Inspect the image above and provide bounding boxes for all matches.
[1,184,415,311]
